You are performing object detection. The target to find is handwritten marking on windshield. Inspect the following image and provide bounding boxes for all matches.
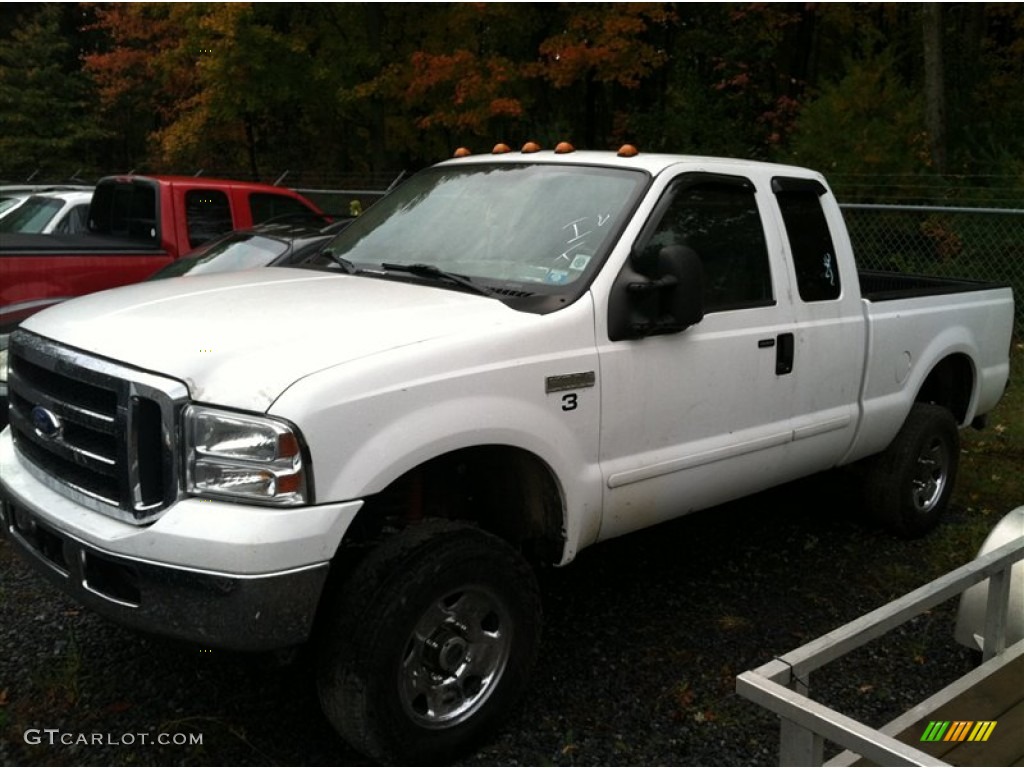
[558,214,611,262]
[557,241,587,262]
[564,218,593,243]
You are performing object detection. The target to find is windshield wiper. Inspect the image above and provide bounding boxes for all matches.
[380,262,494,297]
[323,249,359,274]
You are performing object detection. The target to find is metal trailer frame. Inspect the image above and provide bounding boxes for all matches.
[736,537,1024,766]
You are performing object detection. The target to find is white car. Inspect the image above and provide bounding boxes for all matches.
[954,506,1024,652]
[0,193,29,217]
[0,183,92,213]
[0,188,93,234]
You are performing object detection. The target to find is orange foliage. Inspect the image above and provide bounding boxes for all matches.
[367,48,523,134]
[536,4,676,88]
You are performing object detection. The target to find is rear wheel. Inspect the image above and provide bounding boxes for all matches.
[864,403,960,538]
[316,520,541,765]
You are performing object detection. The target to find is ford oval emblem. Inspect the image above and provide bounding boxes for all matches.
[31,406,63,440]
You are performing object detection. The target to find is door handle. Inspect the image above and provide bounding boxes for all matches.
[776,332,794,375]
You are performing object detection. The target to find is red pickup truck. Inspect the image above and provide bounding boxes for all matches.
[0,174,325,333]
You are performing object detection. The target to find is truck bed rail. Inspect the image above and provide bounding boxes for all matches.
[858,269,1007,302]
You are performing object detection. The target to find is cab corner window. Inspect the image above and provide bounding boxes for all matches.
[646,179,773,313]
[774,184,840,302]
[186,189,232,248]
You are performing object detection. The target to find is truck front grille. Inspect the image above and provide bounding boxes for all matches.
[7,330,188,524]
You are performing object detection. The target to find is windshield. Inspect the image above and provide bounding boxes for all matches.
[323,163,646,291]
[0,196,63,233]
[151,233,290,279]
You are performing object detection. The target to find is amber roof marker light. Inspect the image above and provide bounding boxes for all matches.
[521,141,542,153]
[554,142,576,154]
[453,147,472,158]
[617,144,640,158]
[492,143,512,154]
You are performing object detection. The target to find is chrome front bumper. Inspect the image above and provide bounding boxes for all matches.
[0,498,329,652]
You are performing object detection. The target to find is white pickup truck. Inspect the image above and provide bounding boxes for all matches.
[0,147,1014,763]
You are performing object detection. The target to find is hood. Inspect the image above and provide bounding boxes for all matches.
[23,268,525,411]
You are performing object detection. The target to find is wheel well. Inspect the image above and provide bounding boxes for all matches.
[337,446,566,566]
[916,354,973,424]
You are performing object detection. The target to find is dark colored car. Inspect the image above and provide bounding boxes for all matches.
[149,218,353,280]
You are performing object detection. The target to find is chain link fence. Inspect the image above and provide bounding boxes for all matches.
[840,204,1024,334]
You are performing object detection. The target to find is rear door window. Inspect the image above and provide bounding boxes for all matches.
[773,178,840,302]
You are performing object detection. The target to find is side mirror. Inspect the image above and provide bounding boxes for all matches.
[608,244,704,341]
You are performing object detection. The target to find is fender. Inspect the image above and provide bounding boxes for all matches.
[270,298,606,563]
[845,304,991,464]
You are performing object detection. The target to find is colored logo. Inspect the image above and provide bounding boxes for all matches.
[31,406,63,440]
[920,721,997,742]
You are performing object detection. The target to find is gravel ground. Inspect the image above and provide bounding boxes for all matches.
[0,473,983,767]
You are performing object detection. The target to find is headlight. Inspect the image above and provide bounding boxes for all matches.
[184,405,310,505]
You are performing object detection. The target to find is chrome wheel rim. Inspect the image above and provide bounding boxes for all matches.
[399,585,512,729]
[911,437,950,512]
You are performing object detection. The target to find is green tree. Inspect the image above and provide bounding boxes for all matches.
[786,47,929,187]
[0,4,108,179]
[624,4,810,158]
[946,4,1024,182]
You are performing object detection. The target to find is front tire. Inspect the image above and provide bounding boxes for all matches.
[316,520,541,765]
[864,403,960,538]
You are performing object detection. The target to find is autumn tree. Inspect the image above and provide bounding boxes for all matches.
[158,3,327,178]
[83,3,197,172]
[86,3,313,178]
[85,3,406,179]
[7,1,1018,195]
[531,3,675,148]
[352,4,543,163]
